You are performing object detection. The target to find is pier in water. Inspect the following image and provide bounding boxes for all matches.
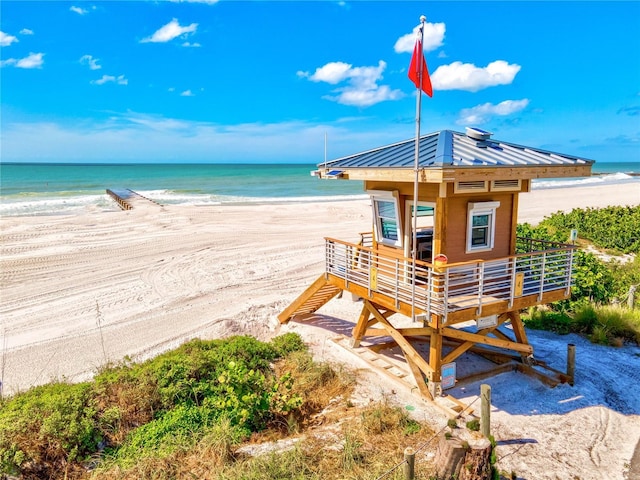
[106,188,162,210]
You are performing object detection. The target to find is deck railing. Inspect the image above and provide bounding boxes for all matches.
[325,236,575,323]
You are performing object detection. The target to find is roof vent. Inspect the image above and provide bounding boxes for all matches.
[466,127,493,141]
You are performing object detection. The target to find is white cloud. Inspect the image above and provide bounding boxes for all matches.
[20,29,34,35]
[141,18,198,43]
[326,85,403,108]
[92,74,128,85]
[457,99,530,125]
[0,31,18,47]
[431,60,521,92]
[182,42,201,48]
[80,54,101,70]
[299,61,352,84]
[20,53,44,68]
[299,60,403,107]
[1,52,44,69]
[180,89,195,97]
[70,6,88,15]
[394,22,446,54]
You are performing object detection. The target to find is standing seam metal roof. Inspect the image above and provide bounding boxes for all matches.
[319,130,594,169]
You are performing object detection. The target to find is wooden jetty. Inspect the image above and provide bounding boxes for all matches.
[106,188,161,210]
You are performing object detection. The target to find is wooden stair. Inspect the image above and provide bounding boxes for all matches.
[278,275,342,323]
[330,335,475,418]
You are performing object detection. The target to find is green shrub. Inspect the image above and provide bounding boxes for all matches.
[466,419,480,432]
[523,307,575,334]
[572,304,598,333]
[542,304,640,346]
[270,332,308,356]
[569,250,615,306]
[107,406,250,468]
[540,206,640,254]
[0,334,309,479]
[518,221,617,311]
[608,255,640,302]
[0,382,99,477]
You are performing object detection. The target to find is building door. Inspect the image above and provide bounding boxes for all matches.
[404,201,436,263]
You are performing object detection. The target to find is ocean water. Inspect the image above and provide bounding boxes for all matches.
[0,161,638,217]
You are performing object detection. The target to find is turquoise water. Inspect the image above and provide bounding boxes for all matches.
[0,163,366,216]
[591,161,640,175]
[1,161,638,216]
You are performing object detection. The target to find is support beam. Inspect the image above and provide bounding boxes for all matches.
[396,327,436,336]
[363,300,435,376]
[441,327,533,355]
[429,329,443,394]
[509,311,530,347]
[491,329,515,343]
[441,314,510,364]
[351,304,371,347]
[405,355,434,401]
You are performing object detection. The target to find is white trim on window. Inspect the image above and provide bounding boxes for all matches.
[466,201,500,253]
[368,190,402,248]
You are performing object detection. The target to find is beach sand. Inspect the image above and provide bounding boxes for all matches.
[1,181,639,478]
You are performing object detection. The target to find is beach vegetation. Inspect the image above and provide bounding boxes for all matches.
[465,419,480,432]
[540,205,640,254]
[0,333,337,478]
[0,333,440,479]
[518,205,640,345]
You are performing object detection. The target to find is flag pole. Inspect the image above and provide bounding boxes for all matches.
[411,15,426,323]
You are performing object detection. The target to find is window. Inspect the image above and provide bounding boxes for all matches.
[466,201,500,253]
[369,190,402,247]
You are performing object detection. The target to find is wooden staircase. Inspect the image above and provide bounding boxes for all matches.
[278,275,342,323]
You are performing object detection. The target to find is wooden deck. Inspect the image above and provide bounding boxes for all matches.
[280,236,576,326]
[279,236,576,398]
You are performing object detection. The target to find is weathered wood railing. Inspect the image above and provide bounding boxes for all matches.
[325,236,575,323]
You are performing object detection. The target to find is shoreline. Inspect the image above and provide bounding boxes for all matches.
[1,171,638,218]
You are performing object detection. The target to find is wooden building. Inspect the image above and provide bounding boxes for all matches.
[279,127,593,399]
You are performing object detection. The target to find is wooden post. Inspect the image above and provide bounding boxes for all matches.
[435,435,492,480]
[628,285,637,310]
[403,446,415,480]
[481,384,491,438]
[567,343,576,386]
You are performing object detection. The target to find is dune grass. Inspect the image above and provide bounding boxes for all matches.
[523,304,640,346]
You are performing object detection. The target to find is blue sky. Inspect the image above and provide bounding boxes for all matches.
[1,1,639,164]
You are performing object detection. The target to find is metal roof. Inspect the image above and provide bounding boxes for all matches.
[319,129,595,169]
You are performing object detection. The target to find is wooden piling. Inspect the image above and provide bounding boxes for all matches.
[567,344,576,386]
[481,384,491,438]
[403,447,415,480]
[628,285,637,310]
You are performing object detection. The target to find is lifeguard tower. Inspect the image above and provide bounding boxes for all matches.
[279,127,593,400]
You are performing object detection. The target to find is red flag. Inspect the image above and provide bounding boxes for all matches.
[408,38,433,97]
